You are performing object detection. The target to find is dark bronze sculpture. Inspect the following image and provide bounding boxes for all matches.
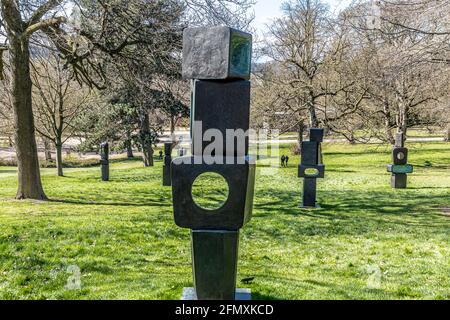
[100,142,109,182]
[387,132,413,188]
[163,142,172,186]
[172,26,254,300]
[298,129,325,208]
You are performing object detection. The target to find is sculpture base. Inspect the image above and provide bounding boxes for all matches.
[181,288,251,300]
[391,173,407,189]
[191,230,239,299]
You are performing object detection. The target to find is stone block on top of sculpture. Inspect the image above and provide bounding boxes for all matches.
[309,128,324,142]
[182,26,252,80]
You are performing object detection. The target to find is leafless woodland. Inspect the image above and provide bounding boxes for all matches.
[0,0,449,199]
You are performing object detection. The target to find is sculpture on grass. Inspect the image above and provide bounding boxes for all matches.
[100,142,109,182]
[387,132,413,188]
[298,129,325,208]
[163,142,172,186]
[171,26,255,300]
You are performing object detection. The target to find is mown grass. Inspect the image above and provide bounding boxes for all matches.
[0,142,449,300]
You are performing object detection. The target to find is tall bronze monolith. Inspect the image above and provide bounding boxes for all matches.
[171,26,254,300]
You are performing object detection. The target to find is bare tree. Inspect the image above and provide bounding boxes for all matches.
[0,0,69,199]
[31,50,93,176]
[344,0,450,142]
[256,0,365,147]
[266,0,332,128]
[184,0,255,29]
[0,0,256,200]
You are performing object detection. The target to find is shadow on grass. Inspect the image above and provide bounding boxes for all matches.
[252,188,450,237]
[414,164,450,169]
[407,186,450,190]
[0,169,17,174]
[48,198,168,207]
[47,182,172,207]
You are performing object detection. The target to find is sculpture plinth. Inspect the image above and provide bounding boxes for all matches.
[172,26,254,300]
[100,142,109,181]
[298,129,325,208]
[387,132,413,188]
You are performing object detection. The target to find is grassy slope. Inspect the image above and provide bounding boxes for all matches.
[0,142,449,300]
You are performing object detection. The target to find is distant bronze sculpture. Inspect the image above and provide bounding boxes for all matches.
[171,26,255,300]
[100,142,109,182]
[162,142,172,186]
[298,129,325,208]
[387,132,413,188]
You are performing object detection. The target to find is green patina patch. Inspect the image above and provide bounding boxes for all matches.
[389,164,414,174]
[229,32,251,78]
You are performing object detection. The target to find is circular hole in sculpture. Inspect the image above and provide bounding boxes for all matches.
[397,152,405,160]
[305,168,319,176]
[191,173,229,211]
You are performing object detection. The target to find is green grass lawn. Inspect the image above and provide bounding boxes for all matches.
[0,142,449,300]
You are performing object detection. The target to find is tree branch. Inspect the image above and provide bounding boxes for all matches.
[27,0,64,27]
[25,16,66,38]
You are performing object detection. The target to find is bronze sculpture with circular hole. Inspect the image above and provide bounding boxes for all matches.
[388,133,413,188]
[298,129,325,208]
[191,172,229,210]
[172,26,255,300]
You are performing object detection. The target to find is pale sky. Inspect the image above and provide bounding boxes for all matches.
[253,0,353,32]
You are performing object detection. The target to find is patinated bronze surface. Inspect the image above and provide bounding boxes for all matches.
[100,142,109,182]
[163,142,172,186]
[182,26,252,80]
[388,133,413,188]
[172,26,254,300]
[298,129,325,208]
[172,156,255,230]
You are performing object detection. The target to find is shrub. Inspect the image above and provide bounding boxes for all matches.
[290,143,301,155]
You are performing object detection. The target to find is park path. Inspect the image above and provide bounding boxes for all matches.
[0,132,446,162]
[158,130,445,144]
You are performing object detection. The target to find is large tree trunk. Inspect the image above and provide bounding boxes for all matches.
[10,36,47,200]
[170,115,176,135]
[125,130,134,158]
[297,121,304,153]
[307,87,319,128]
[383,101,394,145]
[55,138,63,177]
[398,103,408,137]
[142,144,154,167]
[139,108,154,167]
[126,139,134,158]
[43,138,52,161]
